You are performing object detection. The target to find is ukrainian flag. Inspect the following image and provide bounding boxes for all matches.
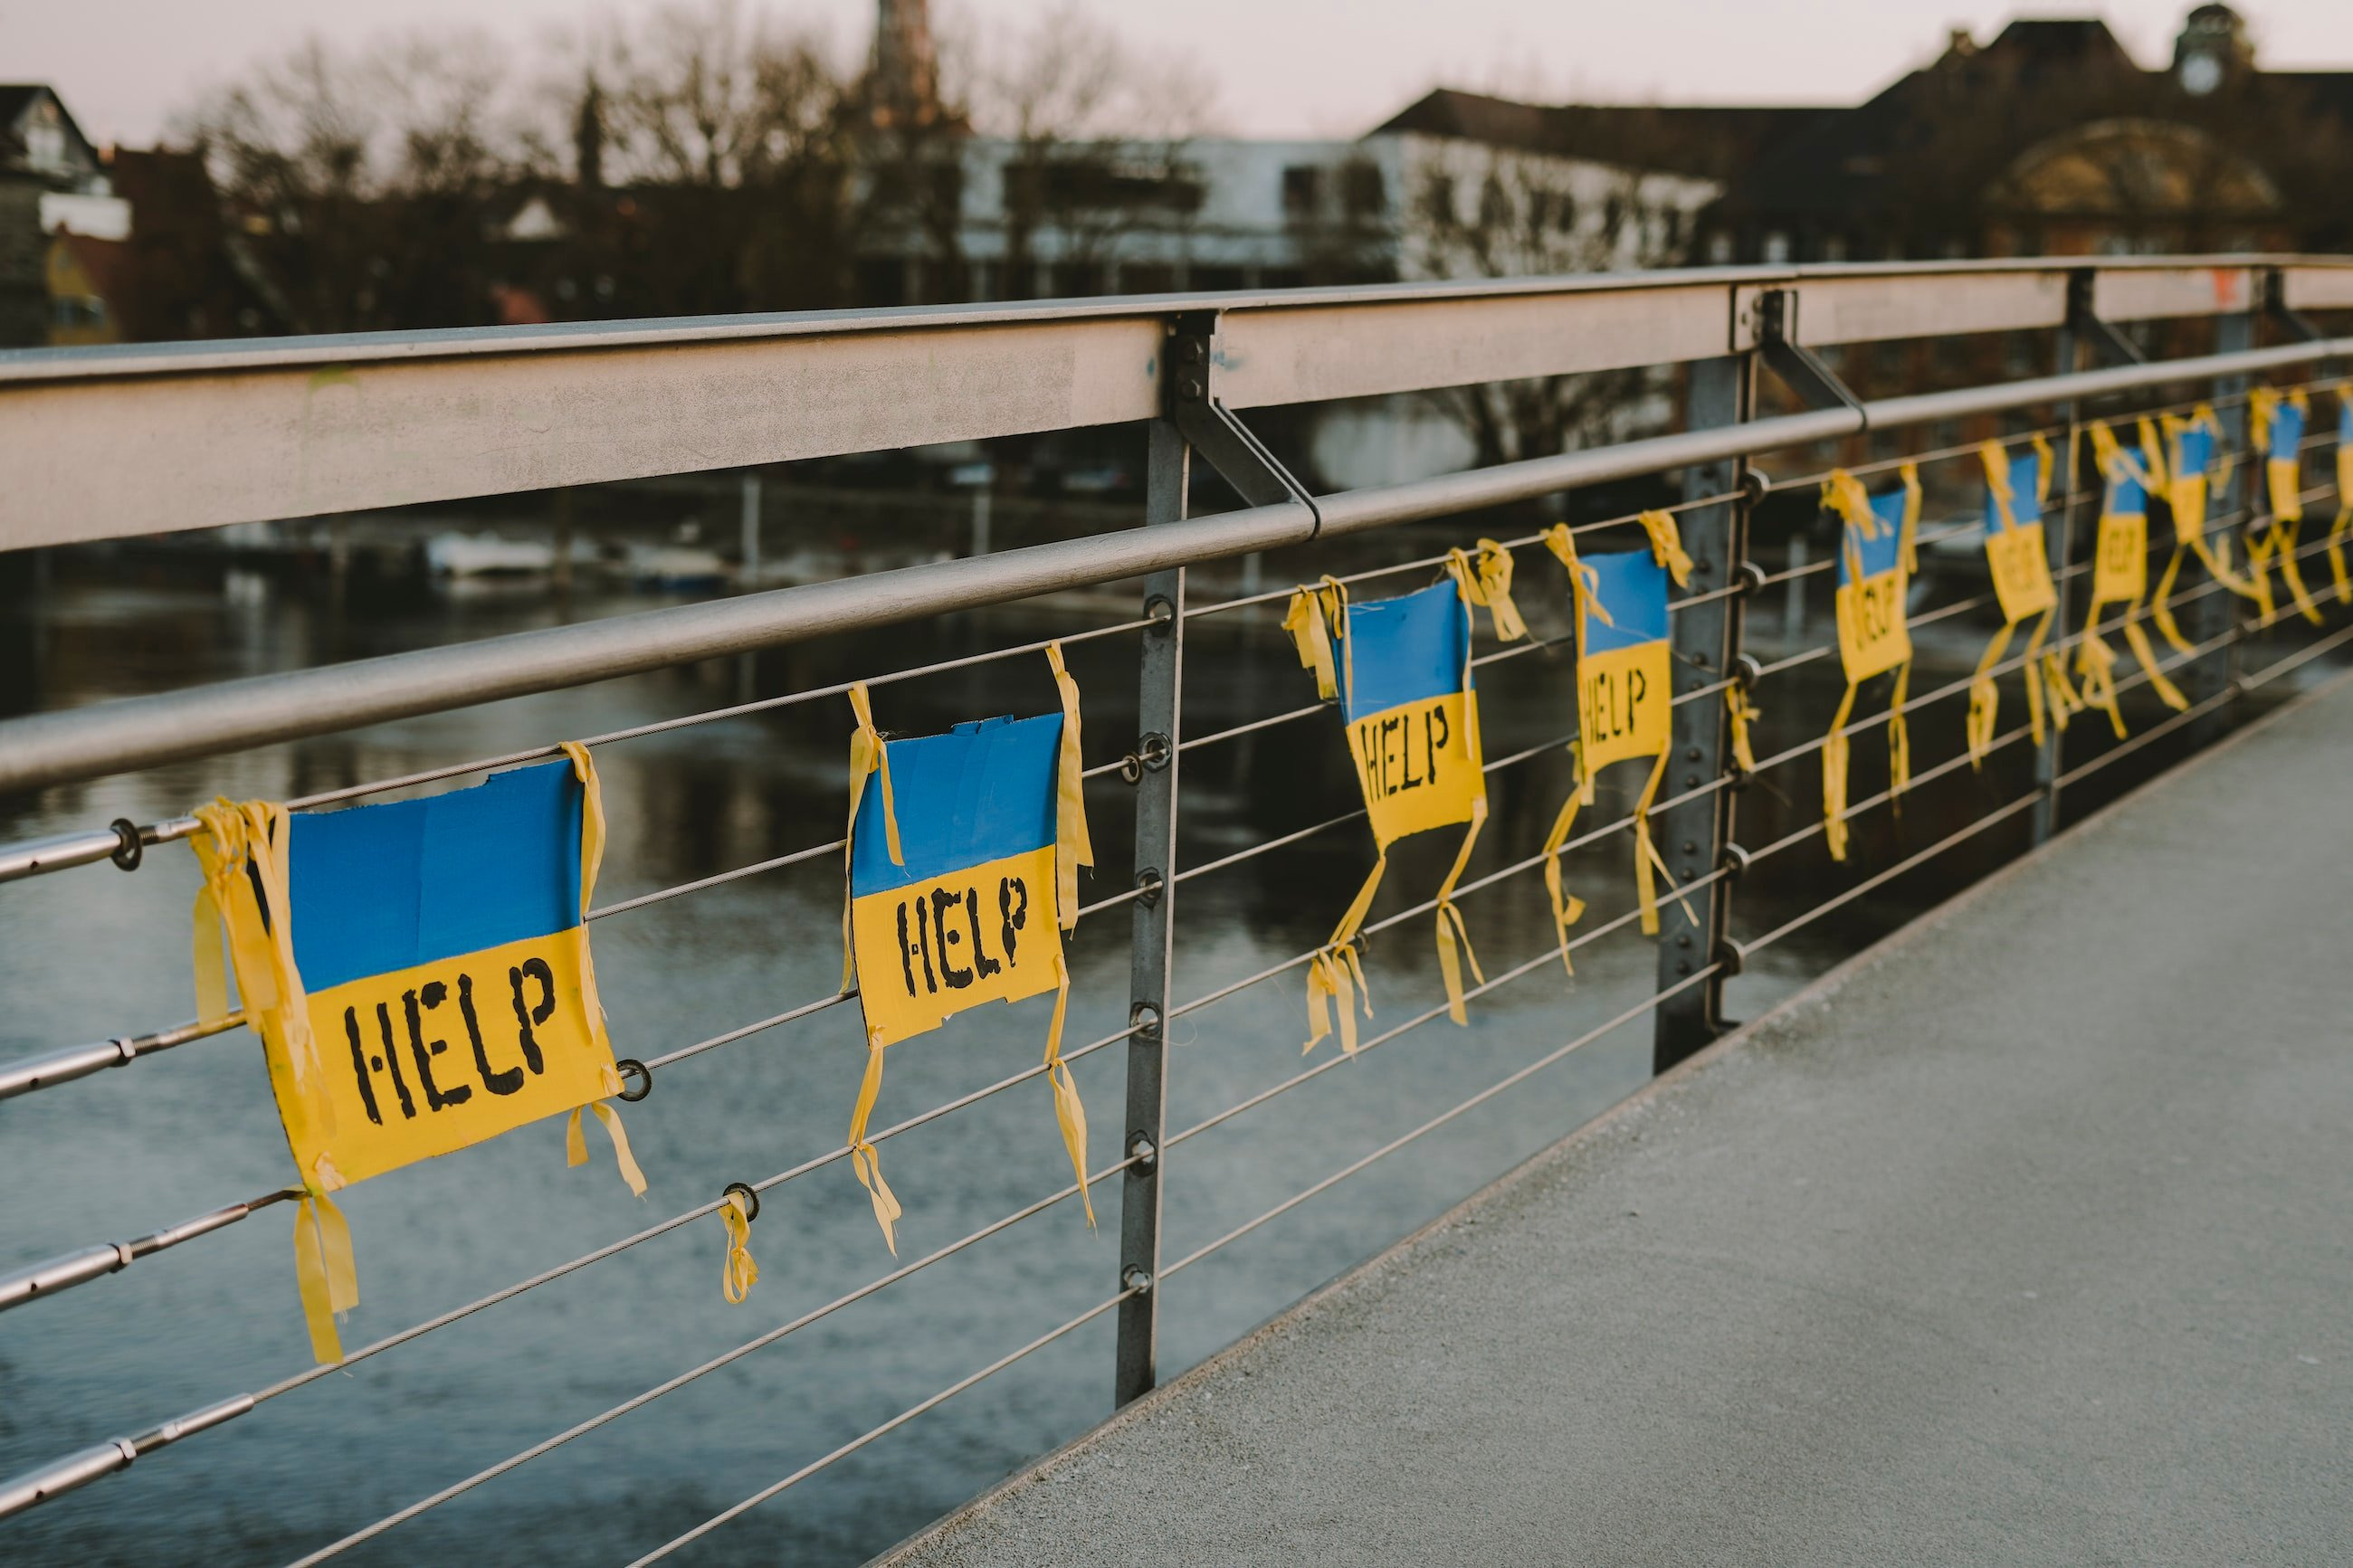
[189,747,637,1363]
[1835,480,1915,683]
[1578,547,1672,774]
[847,713,1068,1046]
[1336,579,1484,848]
[1983,446,2057,622]
[839,652,1094,1250]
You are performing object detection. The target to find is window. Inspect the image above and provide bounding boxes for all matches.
[1281,166,1322,217]
[1340,162,1386,219]
[1762,230,1791,264]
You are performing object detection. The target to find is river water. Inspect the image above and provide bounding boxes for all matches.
[0,507,2315,1566]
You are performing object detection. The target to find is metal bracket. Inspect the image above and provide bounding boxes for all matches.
[1756,290,1864,417]
[2066,272,2144,368]
[2262,268,2326,345]
[1166,312,1321,534]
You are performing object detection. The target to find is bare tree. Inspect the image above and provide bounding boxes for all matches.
[182,31,528,332]
[1408,142,1702,466]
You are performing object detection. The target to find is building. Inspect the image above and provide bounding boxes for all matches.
[1387,6,2353,267]
[0,85,132,347]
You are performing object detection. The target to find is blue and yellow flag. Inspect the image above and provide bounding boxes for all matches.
[2248,387,2322,626]
[2152,403,2254,651]
[2330,385,2353,605]
[840,648,1092,1250]
[1538,512,1700,968]
[1820,465,1918,861]
[188,747,643,1364]
[1283,545,1521,1056]
[1967,438,2081,765]
[2078,419,2188,735]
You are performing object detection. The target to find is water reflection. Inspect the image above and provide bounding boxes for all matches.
[0,520,2324,1567]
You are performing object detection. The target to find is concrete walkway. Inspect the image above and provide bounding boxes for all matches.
[879,678,2353,1568]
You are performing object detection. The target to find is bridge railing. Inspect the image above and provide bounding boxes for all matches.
[1,255,2349,1563]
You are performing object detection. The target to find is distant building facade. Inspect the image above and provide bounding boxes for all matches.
[0,85,132,347]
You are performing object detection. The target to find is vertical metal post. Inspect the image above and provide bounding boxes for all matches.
[1653,353,1753,1072]
[2189,310,2255,746]
[1114,416,1186,1408]
[2034,325,2083,844]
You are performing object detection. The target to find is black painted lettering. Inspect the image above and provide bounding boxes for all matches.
[1627,668,1648,728]
[506,961,554,1076]
[933,888,974,988]
[1381,715,1402,794]
[964,886,1002,981]
[404,984,472,1112]
[458,973,523,1096]
[895,900,919,998]
[375,1000,416,1118]
[1401,707,1424,791]
[911,893,938,993]
[343,1006,384,1126]
[999,876,1028,963]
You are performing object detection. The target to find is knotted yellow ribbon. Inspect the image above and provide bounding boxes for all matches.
[1044,641,1096,1229]
[1823,683,1856,863]
[1445,538,1529,643]
[842,681,907,1252]
[1629,749,1696,937]
[557,741,644,1196]
[1282,577,1348,703]
[1636,510,1694,587]
[1725,683,1759,775]
[1536,524,1599,974]
[191,798,363,1364]
[291,1188,358,1364]
[719,1188,759,1305]
[1304,857,1381,1055]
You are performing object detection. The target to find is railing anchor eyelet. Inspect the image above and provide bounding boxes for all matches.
[722,1182,760,1223]
[1119,733,1173,784]
[1133,868,1165,908]
[614,1059,653,1102]
[108,820,143,872]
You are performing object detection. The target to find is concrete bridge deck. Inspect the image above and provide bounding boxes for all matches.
[881,676,2353,1567]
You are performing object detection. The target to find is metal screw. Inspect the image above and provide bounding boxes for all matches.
[1681,839,1697,853]
[1178,375,1204,400]
[1677,933,1692,948]
[1685,746,1701,762]
[1685,774,1700,788]
[1676,960,1691,975]
[1122,1265,1155,1296]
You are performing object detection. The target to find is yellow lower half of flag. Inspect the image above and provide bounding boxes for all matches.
[2091,511,2148,607]
[852,844,1063,1048]
[1836,573,1910,683]
[1580,641,1670,776]
[1348,690,1482,849]
[1986,522,2057,622]
[291,927,619,1188]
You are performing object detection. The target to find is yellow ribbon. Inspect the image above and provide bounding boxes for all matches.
[1823,683,1856,863]
[190,799,324,1116]
[1444,539,1529,643]
[1725,683,1759,775]
[841,681,908,1251]
[1282,578,1349,704]
[291,1188,358,1365]
[555,741,644,1197]
[1538,747,1589,979]
[1305,849,1383,1055]
[1630,749,1696,937]
[719,1188,759,1305]
[1967,620,2012,768]
[1636,510,1694,587]
[1046,642,1095,932]
[1043,947,1094,1227]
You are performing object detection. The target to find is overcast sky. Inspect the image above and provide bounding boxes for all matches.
[7,0,2347,148]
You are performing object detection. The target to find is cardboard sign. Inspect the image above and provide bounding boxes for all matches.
[1983,448,2057,622]
[2091,451,2154,609]
[1337,579,1486,848]
[1577,548,1672,777]
[1835,483,1914,683]
[848,714,1068,1047]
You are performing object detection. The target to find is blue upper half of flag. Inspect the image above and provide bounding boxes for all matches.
[289,759,583,993]
[1582,549,1669,654]
[1984,451,2043,533]
[851,713,1062,896]
[2269,400,2305,463]
[2108,447,2154,515]
[1838,486,1910,585]
[1338,579,1470,722]
[2177,423,2214,478]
